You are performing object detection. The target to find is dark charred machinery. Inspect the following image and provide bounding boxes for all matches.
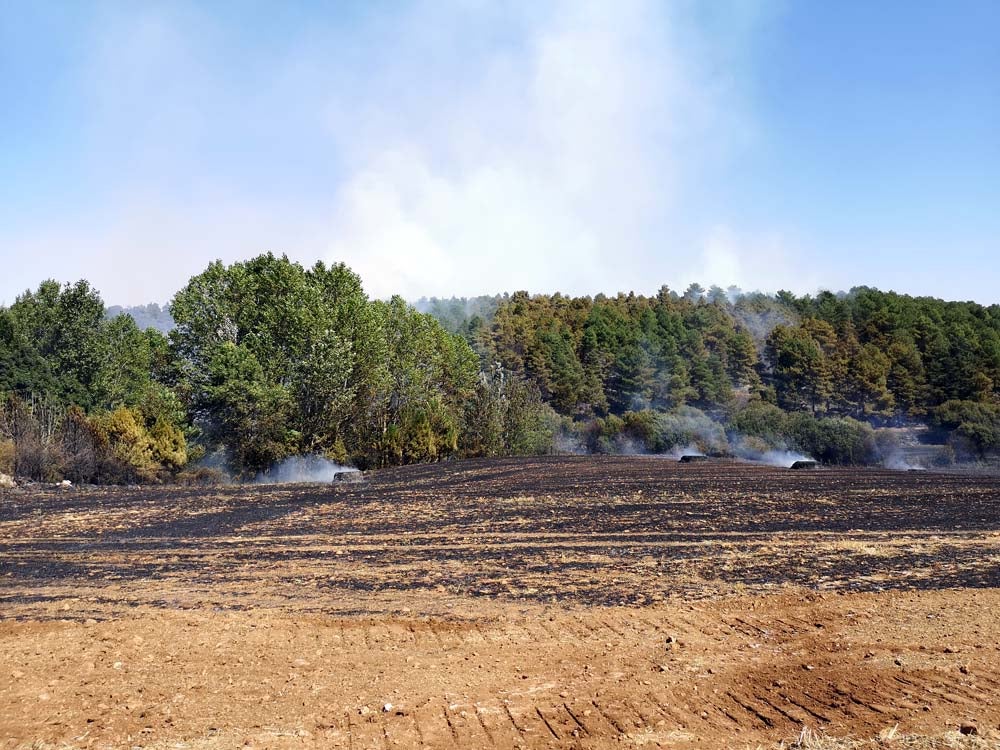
[333,471,366,483]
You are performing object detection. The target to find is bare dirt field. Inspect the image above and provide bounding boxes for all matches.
[2,456,1000,749]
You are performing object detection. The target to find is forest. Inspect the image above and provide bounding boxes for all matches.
[2,256,999,483]
[423,287,1000,463]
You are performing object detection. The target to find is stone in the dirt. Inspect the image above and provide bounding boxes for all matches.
[0,473,15,488]
[960,723,978,736]
[383,703,393,712]
[60,479,72,487]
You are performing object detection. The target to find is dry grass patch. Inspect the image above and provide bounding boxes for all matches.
[779,726,997,750]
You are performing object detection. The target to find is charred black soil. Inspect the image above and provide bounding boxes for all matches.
[3,457,999,617]
[3,458,1000,749]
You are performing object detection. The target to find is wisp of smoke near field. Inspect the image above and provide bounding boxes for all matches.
[708,431,814,467]
[738,449,813,469]
[665,444,706,460]
[882,452,925,472]
[254,455,358,484]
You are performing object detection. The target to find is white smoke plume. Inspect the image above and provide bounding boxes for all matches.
[747,449,814,468]
[666,443,707,459]
[882,452,925,471]
[254,455,358,485]
[553,431,587,455]
[729,435,813,468]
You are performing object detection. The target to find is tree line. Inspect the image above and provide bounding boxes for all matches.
[426,284,1000,461]
[0,255,549,482]
[2,263,999,484]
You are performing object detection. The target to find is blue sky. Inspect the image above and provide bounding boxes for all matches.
[1,0,997,305]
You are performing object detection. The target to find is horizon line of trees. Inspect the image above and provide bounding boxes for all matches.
[2,261,999,484]
[0,255,551,483]
[423,286,1000,460]
[422,285,1000,418]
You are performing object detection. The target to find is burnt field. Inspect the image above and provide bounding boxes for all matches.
[3,456,1000,616]
[3,457,1000,749]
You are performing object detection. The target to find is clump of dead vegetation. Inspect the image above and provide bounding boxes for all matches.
[776,726,995,749]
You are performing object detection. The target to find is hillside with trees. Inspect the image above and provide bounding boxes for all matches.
[2,262,999,484]
[105,303,175,334]
[424,285,1000,463]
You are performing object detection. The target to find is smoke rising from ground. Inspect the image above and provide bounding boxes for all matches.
[736,448,813,468]
[666,444,707,460]
[554,408,822,466]
[254,455,358,485]
[883,453,925,471]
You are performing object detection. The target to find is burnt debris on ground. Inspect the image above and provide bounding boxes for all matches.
[3,457,1000,617]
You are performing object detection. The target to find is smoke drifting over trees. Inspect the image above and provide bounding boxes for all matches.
[2,260,999,484]
[422,285,1000,465]
[105,304,174,334]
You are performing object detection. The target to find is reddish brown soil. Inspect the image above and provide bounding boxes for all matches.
[2,457,1000,749]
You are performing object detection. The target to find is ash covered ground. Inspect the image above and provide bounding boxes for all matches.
[2,457,1000,749]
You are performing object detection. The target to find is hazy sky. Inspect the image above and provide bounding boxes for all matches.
[2,1,998,306]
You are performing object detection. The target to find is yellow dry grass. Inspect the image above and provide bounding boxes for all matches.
[774,726,998,750]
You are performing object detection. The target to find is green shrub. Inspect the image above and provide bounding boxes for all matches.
[730,404,878,465]
[729,402,786,444]
[91,407,158,483]
[933,400,1000,457]
[148,417,187,470]
[655,407,728,453]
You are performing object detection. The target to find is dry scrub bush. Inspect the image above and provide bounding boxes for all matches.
[785,726,993,749]
[176,467,228,486]
[0,438,14,474]
[1,397,64,481]
[59,406,106,483]
[2,395,188,484]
